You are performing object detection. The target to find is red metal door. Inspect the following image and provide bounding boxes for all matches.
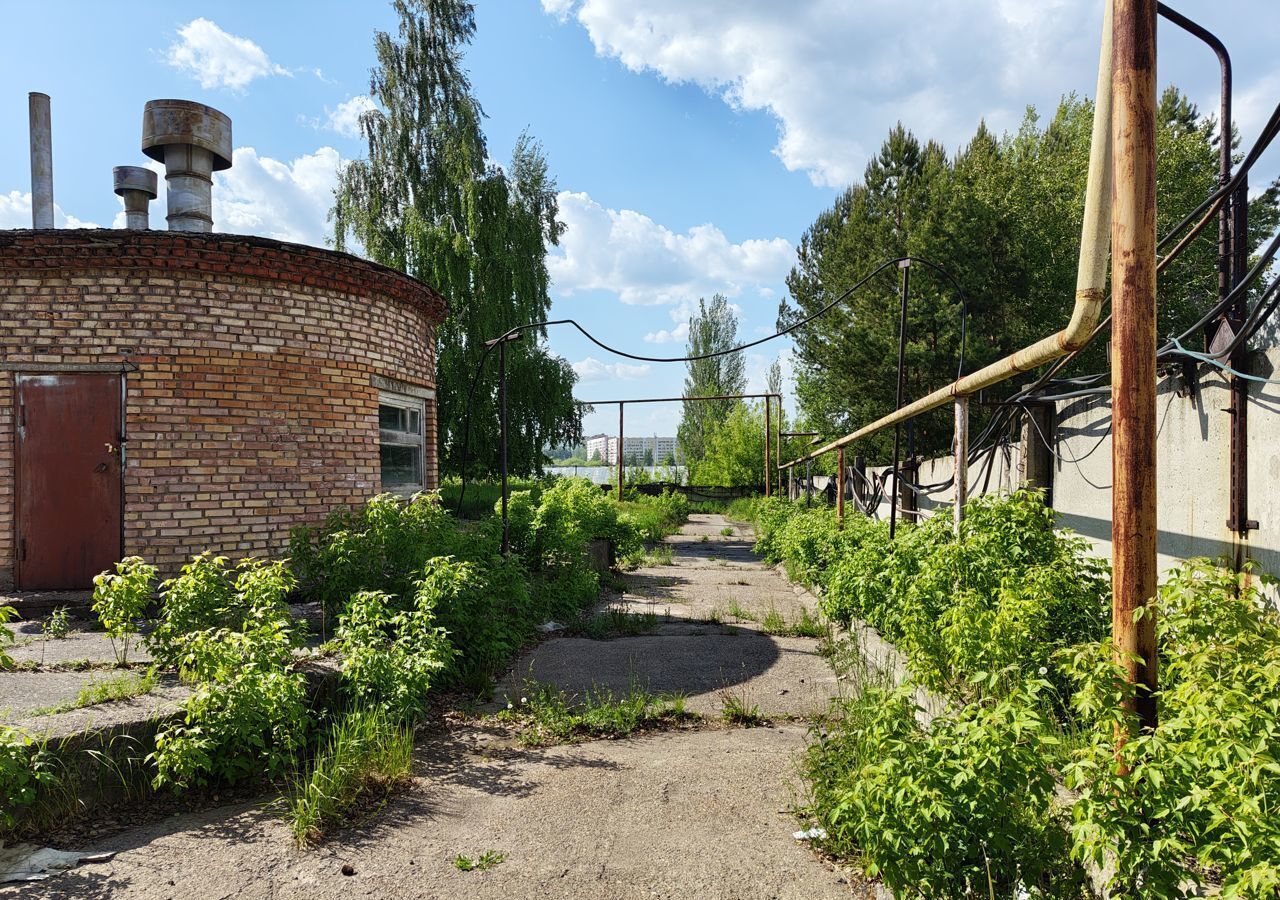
[16,374,123,590]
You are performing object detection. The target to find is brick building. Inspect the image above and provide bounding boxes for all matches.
[0,229,446,590]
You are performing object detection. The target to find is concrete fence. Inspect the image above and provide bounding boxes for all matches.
[786,346,1280,581]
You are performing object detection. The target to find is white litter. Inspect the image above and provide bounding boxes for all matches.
[792,827,828,841]
[1,842,116,883]
[537,621,566,633]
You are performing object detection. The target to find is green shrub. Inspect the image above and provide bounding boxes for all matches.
[92,556,158,666]
[0,727,57,829]
[0,605,16,670]
[1065,560,1280,898]
[149,557,308,788]
[147,556,299,675]
[151,619,309,788]
[335,575,457,723]
[806,682,1084,898]
[290,493,458,613]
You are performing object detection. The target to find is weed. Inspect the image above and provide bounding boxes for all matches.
[719,690,765,727]
[759,608,786,633]
[500,681,695,747]
[41,607,72,640]
[454,850,505,871]
[720,527,734,537]
[699,535,710,543]
[727,602,756,622]
[31,670,158,717]
[571,607,658,640]
[759,607,826,639]
[287,707,415,846]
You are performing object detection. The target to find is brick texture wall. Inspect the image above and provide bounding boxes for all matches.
[0,230,446,588]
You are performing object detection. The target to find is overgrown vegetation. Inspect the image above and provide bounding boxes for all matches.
[498,681,694,747]
[1,478,651,840]
[286,706,415,847]
[92,556,157,666]
[747,492,1280,897]
[31,670,158,717]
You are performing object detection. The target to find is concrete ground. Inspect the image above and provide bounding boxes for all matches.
[6,513,869,899]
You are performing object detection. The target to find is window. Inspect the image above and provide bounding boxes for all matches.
[379,391,426,495]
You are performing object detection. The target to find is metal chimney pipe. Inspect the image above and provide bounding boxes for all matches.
[28,92,54,229]
[140,99,232,232]
[113,166,158,230]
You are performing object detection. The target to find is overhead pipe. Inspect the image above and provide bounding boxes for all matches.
[28,92,54,229]
[786,0,1114,469]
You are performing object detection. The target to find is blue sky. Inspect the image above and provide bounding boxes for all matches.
[3,1,1279,439]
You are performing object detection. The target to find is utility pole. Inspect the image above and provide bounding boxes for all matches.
[1110,0,1159,735]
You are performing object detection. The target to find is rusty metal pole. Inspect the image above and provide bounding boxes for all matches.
[764,395,772,497]
[1111,0,1159,734]
[953,396,968,535]
[617,402,625,501]
[837,446,846,527]
[775,399,782,498]
[499,340,510,556]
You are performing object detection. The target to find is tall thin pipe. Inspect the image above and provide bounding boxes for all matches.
[953,397,969,535]
[889,260,910,539]
[617,403,625,501]
[1111,0,1159,735]
[28,93,54,229]
[837,446,846,527]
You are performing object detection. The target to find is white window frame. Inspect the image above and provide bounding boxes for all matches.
[378,390,427,496]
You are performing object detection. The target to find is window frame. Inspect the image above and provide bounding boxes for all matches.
[378,390,427,496]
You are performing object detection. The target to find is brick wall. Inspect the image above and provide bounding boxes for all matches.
[0,230,446,588]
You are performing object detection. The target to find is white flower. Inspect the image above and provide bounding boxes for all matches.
[1037,666,1048,675]
[520,697,528,704]
[507,701,514,709]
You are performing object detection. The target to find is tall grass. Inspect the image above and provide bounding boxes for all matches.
[286,707,415,846]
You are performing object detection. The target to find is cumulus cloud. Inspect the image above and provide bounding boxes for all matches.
[322,95,377,139]
[572,356,653,381]
[549,191,792,306]
[544,0,1098,187]
[0,190,98,229]
[212,146,345,247]
[167,18,290,91]
[644,321,689,344]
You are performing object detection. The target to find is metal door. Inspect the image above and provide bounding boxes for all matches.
[16,373,123,590]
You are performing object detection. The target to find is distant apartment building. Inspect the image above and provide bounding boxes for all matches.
[585,435,677,465]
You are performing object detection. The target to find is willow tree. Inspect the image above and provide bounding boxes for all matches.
[334,0,580,477]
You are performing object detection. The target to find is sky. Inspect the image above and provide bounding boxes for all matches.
[2,0,1279,441]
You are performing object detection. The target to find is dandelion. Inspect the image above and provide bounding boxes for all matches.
[1037,666,1048,675]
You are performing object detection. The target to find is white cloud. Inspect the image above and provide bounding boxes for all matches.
[167,18,290,91]
[323,95,377,139]
[212,146,345,247]
[644,321,689,344]
[549,191,792,306]
[572,356,653,381]
[0,190,98,229]
[546,0,1097,187]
